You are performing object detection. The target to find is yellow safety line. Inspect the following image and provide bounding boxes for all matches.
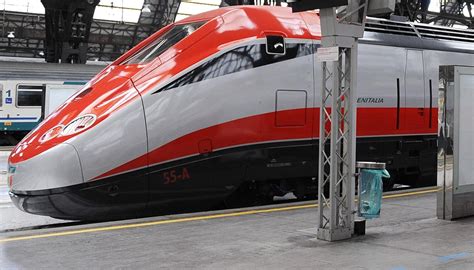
[0,188,439,243]
[383,188,439,199]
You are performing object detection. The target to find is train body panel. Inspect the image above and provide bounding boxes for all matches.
[142,40,315,166]
[10,143,83,191]
[70,88,148,182]
[6,6,474,220]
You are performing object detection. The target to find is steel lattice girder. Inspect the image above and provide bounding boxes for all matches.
[318,47,356,241]
[394,0,473,28]
[0,0,182,61]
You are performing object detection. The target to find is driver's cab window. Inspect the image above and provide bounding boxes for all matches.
[121,21,207,65]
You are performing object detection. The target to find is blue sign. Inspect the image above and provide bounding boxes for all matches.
[5,97,12,104]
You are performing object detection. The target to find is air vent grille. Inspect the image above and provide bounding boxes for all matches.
[365,17,474,43]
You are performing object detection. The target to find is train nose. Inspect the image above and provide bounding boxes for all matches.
[8,143,83,192]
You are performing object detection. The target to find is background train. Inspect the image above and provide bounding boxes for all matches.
[7,6,474,220]
[0,57,104,146]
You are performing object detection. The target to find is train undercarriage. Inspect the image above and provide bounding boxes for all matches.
[9,135,437,220]
[0,131,29,147]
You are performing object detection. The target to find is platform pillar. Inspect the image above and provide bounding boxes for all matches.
[315,1,368,242]
[438,65,474,220]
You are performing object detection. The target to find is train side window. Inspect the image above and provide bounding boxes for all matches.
[157,42,313,93]
[122,21,206,65]
[161,45,259,90]
[266,35,286,55]
[17,85,43,107]
[0,84,2,107]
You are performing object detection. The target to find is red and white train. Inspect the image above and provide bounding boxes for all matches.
[7,6,474,220]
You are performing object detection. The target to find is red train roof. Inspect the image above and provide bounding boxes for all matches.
[178,5,322,39]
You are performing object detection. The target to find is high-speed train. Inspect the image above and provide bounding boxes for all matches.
[7,6,474,220]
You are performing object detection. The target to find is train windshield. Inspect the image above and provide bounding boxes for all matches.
[122,21,206,65]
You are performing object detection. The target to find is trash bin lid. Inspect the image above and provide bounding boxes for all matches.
[356,161,386,169]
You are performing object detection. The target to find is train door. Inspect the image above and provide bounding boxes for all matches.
[404,49,426,132]
[403,49,434,184]
[0,83,3,113]
[0,82,22,146]
[0,82,12,131]
[0,83,5,143]
[0,82,9,116]
[356,44,406,136]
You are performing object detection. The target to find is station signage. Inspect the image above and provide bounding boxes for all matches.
[316,46,340,62]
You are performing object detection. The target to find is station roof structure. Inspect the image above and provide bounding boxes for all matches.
[0,0,220,62]
[0,0,471,62]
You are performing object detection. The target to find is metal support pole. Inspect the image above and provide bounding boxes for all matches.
[317,0,367,242]
[317,44,356,241]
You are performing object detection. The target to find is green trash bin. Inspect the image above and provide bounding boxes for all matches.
[356,162,390,219]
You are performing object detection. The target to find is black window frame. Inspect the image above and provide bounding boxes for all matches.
[154,41,314,94]
[16,84,44,107]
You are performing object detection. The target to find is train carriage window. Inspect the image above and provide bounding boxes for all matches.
[122,21,207,65]
[0,85,2,107]
[17,85,43,107]
[157,42,313,93]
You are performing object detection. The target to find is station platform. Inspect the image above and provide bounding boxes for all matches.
[1,187,472,269]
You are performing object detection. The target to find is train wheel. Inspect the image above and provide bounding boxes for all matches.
[383,170,397,191]
[222,181,258,208]
[0,134,20,146]
[413,173,437,188]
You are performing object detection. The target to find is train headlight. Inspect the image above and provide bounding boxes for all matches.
[61,114,97,136]
[39,125,64,142]
[7,165,16,189]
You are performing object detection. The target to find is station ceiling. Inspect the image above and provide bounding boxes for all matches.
[0,0,471,62]
[0,0,220,23]
[0,0,221,62]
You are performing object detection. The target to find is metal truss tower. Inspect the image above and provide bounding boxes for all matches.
[138,0,181,37]
[41,0,100,64]
[317,0,368,242]
[436,0,473,27]
[0,1,181,62]
[393,0,473,28]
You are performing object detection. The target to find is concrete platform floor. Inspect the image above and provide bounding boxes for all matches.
[1,188,472,270]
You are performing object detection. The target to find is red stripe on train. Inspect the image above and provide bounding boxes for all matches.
[95,107,438,180]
